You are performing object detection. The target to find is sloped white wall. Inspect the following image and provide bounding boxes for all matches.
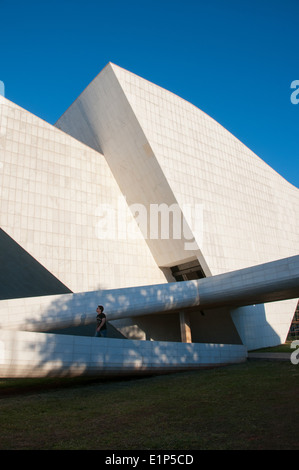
[55,63,299,348]
[0,96,166,293]
[111,64,299,275]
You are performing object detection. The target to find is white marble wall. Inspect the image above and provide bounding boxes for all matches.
[1,63,298,362]
[57,64,203,270]
[56,63,299,275]
[112,63,299,273]
[0,95,166,293]
[55,63,299,349]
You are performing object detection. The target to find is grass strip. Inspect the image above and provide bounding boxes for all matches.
[0,360,298,450]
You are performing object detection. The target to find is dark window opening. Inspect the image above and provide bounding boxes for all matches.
[170,260,206,282]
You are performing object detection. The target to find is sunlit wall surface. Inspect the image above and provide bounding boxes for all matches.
[0,63,298,376]
[56,63,299,349]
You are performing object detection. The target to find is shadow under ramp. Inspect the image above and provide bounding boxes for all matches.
[0,228,72,300]
[47,322,126,339]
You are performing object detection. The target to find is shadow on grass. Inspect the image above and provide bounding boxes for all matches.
[0,361,299,450]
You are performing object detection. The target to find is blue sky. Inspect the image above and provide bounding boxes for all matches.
[1,0,298,188]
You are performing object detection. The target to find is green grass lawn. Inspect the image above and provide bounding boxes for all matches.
[0,359,298,450]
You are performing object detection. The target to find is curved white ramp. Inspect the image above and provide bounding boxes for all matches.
[0,256,297,377]
[0,255,297,334]
[0,329,247,378]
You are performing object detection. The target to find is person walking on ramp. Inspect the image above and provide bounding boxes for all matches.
[95,305,107,337]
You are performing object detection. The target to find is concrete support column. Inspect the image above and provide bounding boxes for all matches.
[179,311,192,343]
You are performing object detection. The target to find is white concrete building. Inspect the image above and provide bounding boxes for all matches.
[0,63,298,377]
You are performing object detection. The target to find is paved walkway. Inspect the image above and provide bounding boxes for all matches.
[248,352,291,361]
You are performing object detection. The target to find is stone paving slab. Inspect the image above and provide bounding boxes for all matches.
[248,352,291,361]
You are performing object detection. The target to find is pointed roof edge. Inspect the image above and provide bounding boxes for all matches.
[109,64,299,191]
[55,62,298,191]
[55,62,115,125]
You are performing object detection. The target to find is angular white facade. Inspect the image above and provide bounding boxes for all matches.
[55,63,299,349]
[0,94,166,294]
[56,63,299,273]
[0,63,298,378]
